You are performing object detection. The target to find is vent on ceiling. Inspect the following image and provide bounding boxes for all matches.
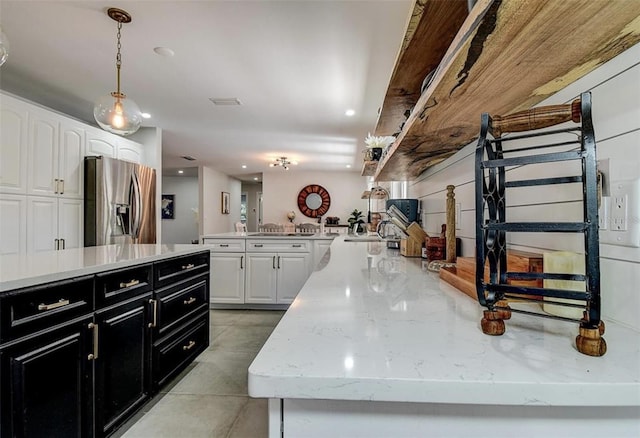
[181,155,196,161]
[209,97,242,106]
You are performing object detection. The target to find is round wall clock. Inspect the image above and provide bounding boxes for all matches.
[297,184,331,218]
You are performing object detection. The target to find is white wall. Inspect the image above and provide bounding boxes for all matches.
[409,43,640,331]
[161,176,199,244]
[199,166,242,235]
[262,171,369,225]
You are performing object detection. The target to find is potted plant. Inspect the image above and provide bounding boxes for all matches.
[364,133,395,161]
[347,209,365,233]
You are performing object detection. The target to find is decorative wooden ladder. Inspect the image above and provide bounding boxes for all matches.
[474,92,606,356]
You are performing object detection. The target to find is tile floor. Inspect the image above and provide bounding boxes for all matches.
[116,309,285,438]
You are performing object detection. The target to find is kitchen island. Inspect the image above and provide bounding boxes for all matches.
[248,237,640,437]
[0,244,211,437]
[0,243,208,291]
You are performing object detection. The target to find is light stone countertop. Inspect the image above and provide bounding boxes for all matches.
[248,237,640,406]
[0,244,209,292]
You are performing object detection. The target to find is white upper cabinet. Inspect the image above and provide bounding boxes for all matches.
[85,126,117,158]
[26,109,85,199]
[27,108,59,196]
[0,95,29,194]
[117,137,143,164]
[59,120,85,199]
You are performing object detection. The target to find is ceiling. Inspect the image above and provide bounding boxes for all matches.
[0,0,413,180]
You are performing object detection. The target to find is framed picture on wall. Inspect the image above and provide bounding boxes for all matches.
[161,194,175,219]
[221,191,230,214]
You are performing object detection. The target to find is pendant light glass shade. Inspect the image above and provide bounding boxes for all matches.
[94,92,142,136]
[93,8,141,136]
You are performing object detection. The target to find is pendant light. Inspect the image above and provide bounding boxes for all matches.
[93,8,141,136]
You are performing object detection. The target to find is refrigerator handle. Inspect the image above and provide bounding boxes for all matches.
[131,172,142,240]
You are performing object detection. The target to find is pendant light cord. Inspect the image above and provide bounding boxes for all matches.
[115,21,122,96]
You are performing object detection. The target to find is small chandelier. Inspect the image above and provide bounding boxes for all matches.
[93,8,142,136]
[269,157,297,170]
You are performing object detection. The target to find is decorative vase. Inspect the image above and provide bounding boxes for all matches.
[365,147,383,161]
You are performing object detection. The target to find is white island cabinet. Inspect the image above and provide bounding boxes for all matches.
[245,239,310,305]
[202,233,334,308]
[248,237,640,438]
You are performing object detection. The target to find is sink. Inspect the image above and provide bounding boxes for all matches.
[344,236,383,242]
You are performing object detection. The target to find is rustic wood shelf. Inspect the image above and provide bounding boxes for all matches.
[361,160,378,177]
[374,0,640,181]
[374,0,468,138]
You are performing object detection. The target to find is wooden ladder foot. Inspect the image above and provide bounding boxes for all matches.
[576,325,607,357]
[495,300,512,320]
[481,310,506,336]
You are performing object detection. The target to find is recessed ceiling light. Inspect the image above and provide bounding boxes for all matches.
[253,177,259,181]
[178,170,184,174]
[141,112,151,119]
[153,47,175,57]
[241,165,247,169]
[345,109,355,117]
[209,97,242,106]
[346,164,352,168]
[181,155,196,161]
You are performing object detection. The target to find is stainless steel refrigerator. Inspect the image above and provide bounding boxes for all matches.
[84,156,156,246]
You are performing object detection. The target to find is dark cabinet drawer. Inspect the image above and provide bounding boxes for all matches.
[154,252,209,289]
[155,275,208,337]
[0,276,94,343]
[95,264,153,308]
[152,314,209,388]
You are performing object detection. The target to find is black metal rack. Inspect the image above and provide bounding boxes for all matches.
[474,92,606,356]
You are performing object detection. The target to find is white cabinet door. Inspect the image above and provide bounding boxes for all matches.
[0,96,29,194]
[86,128,117,158]
[210,253,245,304]
[27,196,58,252]
[117,138,143,164]
[277,253,311,304]
[0,194,27,255]
[58,198,83,250]
[27,109,59,196]
[58,120,85,199]
[245,253,278,303]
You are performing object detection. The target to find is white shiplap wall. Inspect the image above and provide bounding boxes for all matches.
[409,43,640,331]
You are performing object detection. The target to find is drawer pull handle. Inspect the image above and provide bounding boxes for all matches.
[38,299,70,311]
[183,297,197,305]
[120,279,140,288]
[148,299,158,328]
[220,244,229,247]
[183,340,196,351]
[292,244,302,248]
[254,244,263,248]
[181,263,195,270]
[87,322,99,360]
